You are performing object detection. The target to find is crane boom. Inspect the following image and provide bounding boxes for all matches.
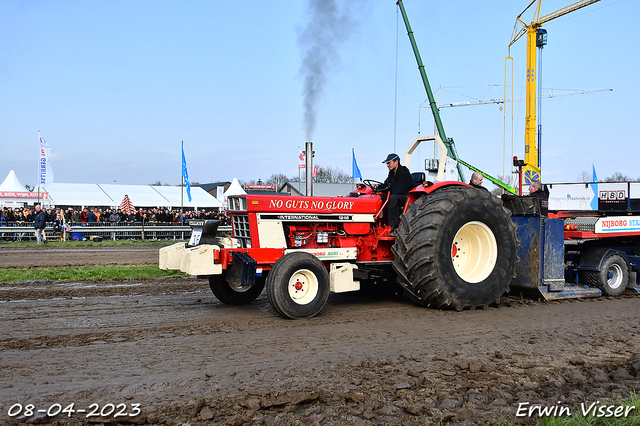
[509,0,599,47]
[538,0,600,25]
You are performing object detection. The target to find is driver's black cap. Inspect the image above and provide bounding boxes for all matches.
[382,153,400,164]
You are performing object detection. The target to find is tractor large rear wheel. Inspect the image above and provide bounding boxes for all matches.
[392,186,517,310]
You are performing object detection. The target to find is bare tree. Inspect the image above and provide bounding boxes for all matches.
[604,172,632,182]
[577,171,592,182]
[288,165,351,183]
[313,166,353,183]
[265,173,289,189]
[491,174,512,196]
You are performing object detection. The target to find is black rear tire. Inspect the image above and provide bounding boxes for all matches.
[392,186,517,310]
[266,252,330,319]
[584,254,628,296]
[209,274,265,305]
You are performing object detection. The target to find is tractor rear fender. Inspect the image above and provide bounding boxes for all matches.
[404,181,471,214]
[577,247,630,272]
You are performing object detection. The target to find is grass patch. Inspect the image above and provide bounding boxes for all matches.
[0,265,186,282]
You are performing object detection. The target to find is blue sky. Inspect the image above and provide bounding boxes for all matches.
[1,0,637,189]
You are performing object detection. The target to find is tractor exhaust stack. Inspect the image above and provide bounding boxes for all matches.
[305,141,313,196]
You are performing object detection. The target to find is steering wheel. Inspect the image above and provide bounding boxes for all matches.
[362,179,383,190]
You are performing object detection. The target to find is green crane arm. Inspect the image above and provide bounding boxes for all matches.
[457,158,519,195]
[396,0,465,182]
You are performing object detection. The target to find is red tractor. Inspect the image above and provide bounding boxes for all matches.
[160,136,518,319]
[160,2,519,318]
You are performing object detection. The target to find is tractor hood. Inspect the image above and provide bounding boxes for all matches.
[227,194,382,215]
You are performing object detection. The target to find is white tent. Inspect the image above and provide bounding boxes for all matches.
[39,183,113,207]
[34,183,222,209]
[0,170,29,192]
[222,178,246,205]
[0,170,44,208]
[0,169,222,209]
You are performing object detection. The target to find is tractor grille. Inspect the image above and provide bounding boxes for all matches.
[232,214,252,248]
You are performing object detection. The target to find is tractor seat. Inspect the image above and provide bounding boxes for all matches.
[412,172,426,185]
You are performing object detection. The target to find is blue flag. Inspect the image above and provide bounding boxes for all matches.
[352,149,362,181]
[592,163,598,182]
[182,144,192,202]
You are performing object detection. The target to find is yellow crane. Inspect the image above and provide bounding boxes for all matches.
[507,0,600,185]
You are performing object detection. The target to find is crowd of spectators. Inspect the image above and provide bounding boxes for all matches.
[0,206,231,227]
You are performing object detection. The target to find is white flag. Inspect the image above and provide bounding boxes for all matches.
[39,135,54,185]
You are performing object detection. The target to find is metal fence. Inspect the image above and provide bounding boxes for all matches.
[0,222,232,242]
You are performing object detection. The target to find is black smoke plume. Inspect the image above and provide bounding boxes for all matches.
[298,0,356,141]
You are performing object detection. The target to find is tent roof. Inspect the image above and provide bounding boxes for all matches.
[42,183,114,206]
[98,184,172,207]
[0,170,29,192]
[153,185,222,208]
[223,178,246,199]
[36,183,222,208]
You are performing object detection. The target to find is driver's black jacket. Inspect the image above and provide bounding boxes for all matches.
[382,165,415,196]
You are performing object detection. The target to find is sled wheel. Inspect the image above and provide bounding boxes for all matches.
[392,186,517,310]
[584,254,628,296]
[266,252,330,319]
[209,274,265,305]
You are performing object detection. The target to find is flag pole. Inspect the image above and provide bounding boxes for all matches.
[298,146,301,195]
[352,148,355,192]
[181,140,184,224]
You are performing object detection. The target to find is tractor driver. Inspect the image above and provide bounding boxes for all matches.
[378,153,415,231]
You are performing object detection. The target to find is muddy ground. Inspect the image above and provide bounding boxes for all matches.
[0,245,161,269]
[1,246,640,425]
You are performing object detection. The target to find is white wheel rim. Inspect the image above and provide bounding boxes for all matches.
[451,221,498,283]
[288,269,319,305]
[607,263,624,289]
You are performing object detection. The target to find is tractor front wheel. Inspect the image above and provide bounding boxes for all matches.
[392,186,517,310]
[266,252,330,319]
[209,274,265,305]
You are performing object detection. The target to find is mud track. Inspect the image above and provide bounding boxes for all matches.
[1,246,640,425]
